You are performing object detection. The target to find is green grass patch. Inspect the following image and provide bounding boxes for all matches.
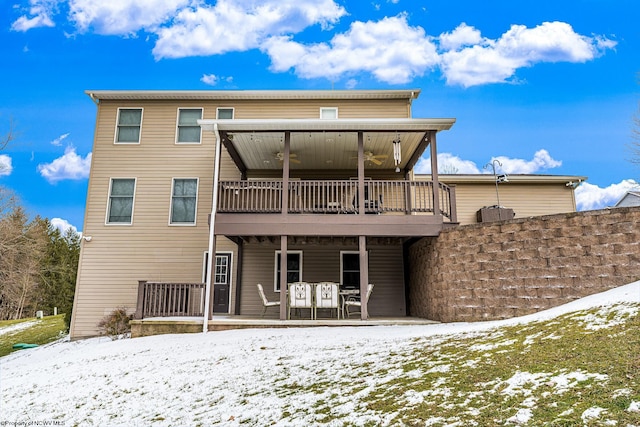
[273,303,640,426]
[0,314,67,357]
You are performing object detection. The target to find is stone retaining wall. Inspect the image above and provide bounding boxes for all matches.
[408,206,640,322]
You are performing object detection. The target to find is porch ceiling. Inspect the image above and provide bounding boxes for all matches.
[199,118,456,172]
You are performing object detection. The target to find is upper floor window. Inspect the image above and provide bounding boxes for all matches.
[320,107,338,119]
[176,108,203,144]
[170,178,199,225]
[115,108,142,144]
[106,178,136,224]
[217,108,234,119]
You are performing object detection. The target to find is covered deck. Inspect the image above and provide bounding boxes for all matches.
[138,117,456,327]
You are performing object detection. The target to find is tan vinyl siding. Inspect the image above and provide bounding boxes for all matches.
[452,183,577,225]
[229,99,411,119]
[239,243,405,318]
[71,100,239,338]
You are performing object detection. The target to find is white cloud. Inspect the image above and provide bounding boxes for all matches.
[491,149,562,174]
[37,146,92,184]
[68,0,189,35]
[575,179,639,211]
[51,132,70,146]
[11,0,58,32]
[439,21,616,87]
[415,150,561,175]
[200,74,233,86]
[438,23,484,51]
[415,153,481,174]
[152,0,346,59]
[50,217,79,236]
[263,14,439,84]
[201,74,218,86]
[0,155,13,176]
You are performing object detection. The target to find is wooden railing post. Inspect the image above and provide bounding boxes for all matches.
[135,280,147,319]
[448,184,458,223]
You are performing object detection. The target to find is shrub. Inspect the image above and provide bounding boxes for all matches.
[97,307,132,340]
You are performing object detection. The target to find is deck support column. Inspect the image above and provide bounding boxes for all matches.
[429,130,441,218]
[357,132,365,216]
[359,235,369,320]
[279,235,288,320]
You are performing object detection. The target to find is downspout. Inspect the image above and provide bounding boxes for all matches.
[203,122,222,333]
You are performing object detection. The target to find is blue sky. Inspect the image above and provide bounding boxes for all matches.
[1,0,639,233]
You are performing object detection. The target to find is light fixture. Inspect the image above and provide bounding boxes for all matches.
[82,235,92,242]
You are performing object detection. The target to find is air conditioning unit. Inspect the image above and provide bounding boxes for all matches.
[476,206,515,223]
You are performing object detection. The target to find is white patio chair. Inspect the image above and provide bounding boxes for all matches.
[288,282,314,319]
[314,282,340,319]
[344,284,374,319]
[257,283,280,317]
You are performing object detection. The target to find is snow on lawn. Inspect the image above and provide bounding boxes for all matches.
[0,320,39,336]
[1,281,639,426]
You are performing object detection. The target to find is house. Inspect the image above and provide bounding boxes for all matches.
[614,191,640,208]
[69,89,584,339]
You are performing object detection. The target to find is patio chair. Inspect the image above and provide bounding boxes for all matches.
[288,282,314,319]
[257,283,280,317]
[314,282,340,319]
[344,284,374,319]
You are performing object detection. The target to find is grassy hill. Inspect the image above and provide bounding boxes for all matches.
[0,314,67,357]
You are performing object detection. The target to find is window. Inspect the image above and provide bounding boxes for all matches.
[274,251,302,292]
[217,108,234,119]
[176,108,202,143]
[170,178,198,225]
[115,108,142,143]
[340,251,362,290]
[320,107,338,119]
[106,178,136,224]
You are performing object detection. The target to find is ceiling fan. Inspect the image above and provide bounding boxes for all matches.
[351,151,388,166]
[275,152,301,164]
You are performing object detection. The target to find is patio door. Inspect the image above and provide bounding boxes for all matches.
[204,252,232,314]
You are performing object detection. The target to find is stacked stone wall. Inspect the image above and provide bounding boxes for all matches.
[408,206,640,322]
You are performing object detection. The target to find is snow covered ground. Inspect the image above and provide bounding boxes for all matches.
[1,282,639,426]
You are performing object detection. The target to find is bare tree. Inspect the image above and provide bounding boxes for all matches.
[1,117,16,151]
[632,102,640,167]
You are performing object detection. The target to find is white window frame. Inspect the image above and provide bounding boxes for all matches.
[114,108,143,144]
[175,107,203,144]
[169,177,199,226]
[320,107,338,119]
[340,250,366,288]
[274,250,303,292]
[105,177,137,225]
[216,107,235,119]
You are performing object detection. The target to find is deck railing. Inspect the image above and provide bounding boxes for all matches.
[135,281,205,319]
[218,180,455,219]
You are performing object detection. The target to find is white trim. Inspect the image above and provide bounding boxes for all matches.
[114,107,143,144]
[175,107,203,144]
[168,177,199,226]
[320,107,338,119]
[199,117,455,132]
[216,107,235,119]
[202,251,234,314]
[105,177,137,225]
[274,250,303,293]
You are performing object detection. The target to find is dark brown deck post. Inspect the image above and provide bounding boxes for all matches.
[135,280,146,319]
[449,184,458,223]
[359,235,369,320]
[279,235,288,320]
[429,130,441,217]
[357,132,365,215]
